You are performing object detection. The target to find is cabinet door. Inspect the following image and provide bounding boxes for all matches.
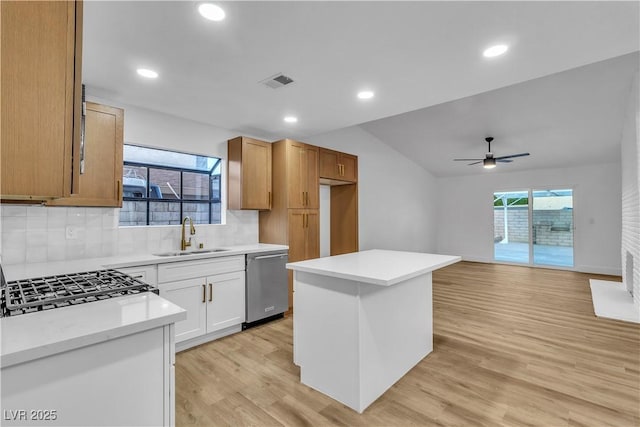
[227,137,272,210]
[319,149,340,180]
[288,210,308,262]
[206,271,246,333]
[339,153,358,183]
[47,102,124,207]
[242,138,271,209]
[160,277,207,342]
[287,141,307,209]
[305,146,319,209]
[1,1,82,200]
[305,210,320,259]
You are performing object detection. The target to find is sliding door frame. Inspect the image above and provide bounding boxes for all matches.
[493,186,576,270]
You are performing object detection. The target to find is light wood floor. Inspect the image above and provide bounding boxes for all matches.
[175,262,640,426]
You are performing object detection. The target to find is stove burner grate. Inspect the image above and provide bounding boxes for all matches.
[2,269,157,316]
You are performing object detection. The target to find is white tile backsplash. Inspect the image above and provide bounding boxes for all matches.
[0,204,259,265]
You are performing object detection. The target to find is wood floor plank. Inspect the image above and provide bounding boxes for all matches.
[176,261,640,426]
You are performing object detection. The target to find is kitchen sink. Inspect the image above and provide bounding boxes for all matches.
[153,248,230,257]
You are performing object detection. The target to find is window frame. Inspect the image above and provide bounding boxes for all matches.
[121,148,222,227]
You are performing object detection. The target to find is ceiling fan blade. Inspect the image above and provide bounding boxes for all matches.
[454,158,484,161]
[494,152,530,160]
[467,161,483,166]
[496,159,513,163]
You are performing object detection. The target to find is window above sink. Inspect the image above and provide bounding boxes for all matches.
[120,144,222,227]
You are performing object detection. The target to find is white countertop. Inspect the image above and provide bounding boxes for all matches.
[1,293,186,367]
[287,249,461,286]
[3,243,288,281]
[1,243,286,367]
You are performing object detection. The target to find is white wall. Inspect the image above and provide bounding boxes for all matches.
[436,163,622,275]
[306,126,439,253]
[319,185,331,257]
[620,71,639,308]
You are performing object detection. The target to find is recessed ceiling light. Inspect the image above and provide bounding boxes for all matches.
[483,44,508,58]
[284,116,298,123]
[198,3,225,21]
[357,90,375,100]
[136,68,158,79]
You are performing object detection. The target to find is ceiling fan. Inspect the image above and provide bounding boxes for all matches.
[454,137,530,169]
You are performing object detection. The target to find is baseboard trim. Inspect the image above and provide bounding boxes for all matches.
[176,324,242,352]
[458,256,621,277]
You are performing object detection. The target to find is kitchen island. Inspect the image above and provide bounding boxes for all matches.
[287,249,460,413]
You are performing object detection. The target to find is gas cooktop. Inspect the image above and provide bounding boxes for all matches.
[0,269,158,317]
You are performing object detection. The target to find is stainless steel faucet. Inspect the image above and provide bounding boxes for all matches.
[181,216,196,251]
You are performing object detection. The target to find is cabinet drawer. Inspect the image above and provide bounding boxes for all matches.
[158,255,245,283]
[116,265,158,286]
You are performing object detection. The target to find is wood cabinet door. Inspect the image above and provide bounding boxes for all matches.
[288,210,307,262]
[305,210,320,259]
[305,146,319,209]
[159,277,207,342]
[287,141,307,208]
[206,271,246,332]
[82,103,123,205]
[241,138,272,209]
[287,141,319,209]
[319,148,340,180]
[47,103,124,207]
[1,1,80,199]
[339,153,358,183]
[228,136,272,210]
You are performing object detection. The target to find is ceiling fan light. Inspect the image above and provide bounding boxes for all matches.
[483,158,496,169]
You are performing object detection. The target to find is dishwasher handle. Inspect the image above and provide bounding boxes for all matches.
[252,253,287,260]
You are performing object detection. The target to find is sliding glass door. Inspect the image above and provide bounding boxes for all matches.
[494,189,574,268]
[532,189,574,267]
[493,191,529,263]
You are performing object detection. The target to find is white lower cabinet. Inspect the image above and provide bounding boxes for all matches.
[160,277,207,341]
[157,255,246,346]
[1,325,175,427]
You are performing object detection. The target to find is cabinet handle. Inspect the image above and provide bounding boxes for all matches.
[80,90,86,174]
[117,179,122,201]
[268,191,272,209]
[209,283,213,302]
[301,191,305,206]
[202,284,206,303]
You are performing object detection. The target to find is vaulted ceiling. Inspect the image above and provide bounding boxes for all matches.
[83,1,639,176]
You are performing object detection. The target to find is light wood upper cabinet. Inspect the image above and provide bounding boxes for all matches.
[286,140,319,209]
[48,102,124,207]
[1,0,83,200]
[227,136,272,210]
[319,148,357,183]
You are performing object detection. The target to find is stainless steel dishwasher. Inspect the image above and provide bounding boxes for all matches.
[244,250,288,328]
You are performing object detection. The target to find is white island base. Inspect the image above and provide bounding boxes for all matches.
[288,250,460,413]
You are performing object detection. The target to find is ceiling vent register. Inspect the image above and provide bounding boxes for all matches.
[261,73,295,89]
